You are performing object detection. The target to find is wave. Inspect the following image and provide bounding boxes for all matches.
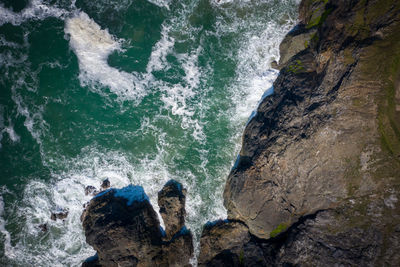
[0,0,68,26]
[65,12,147,102]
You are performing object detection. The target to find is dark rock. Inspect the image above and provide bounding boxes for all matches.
[198,204,388,266]
[100,179,110,190]
[162,226,194,267]
[158,180,186,239]
[50,207,69,221]
[38,223,48,232]
[81,186,162,266]
[81,183,193,267]
[85,185,98,196]
[198,220,251,266]
[82,254,101,267]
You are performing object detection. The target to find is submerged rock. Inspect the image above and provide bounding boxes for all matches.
[81,181,193,266]
[84,185,98,196]
[50,207,69,221]
[38,223,48,232]
[100,179,110,190]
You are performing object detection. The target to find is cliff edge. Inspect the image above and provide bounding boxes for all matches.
[212,0,400,265]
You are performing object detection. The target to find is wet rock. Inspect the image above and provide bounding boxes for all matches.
[84,185,98,196]
[50,207,69,221]
[100,179,110,190]
[82,254,101,267]
[158,180,186,239]
[38,223,48,232]
[81,183,193,267]
[270,60,279,69]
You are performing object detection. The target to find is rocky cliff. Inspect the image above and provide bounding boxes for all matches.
[81,0,400,266]
[211,0,400,265]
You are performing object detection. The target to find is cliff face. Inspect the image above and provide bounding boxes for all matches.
[80,0,400,266]
[211,0,400,264]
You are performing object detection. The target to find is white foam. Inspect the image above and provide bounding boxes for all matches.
[0,0,68,26]
[0,106,3,149]
[11,88,46,145]
[0,194,14,259]
[233,20,294,122]
[4,124,20,143]
[146,24,175,73]
[2,145,187,265]
[65,12,146,102]
[146,0,171,9]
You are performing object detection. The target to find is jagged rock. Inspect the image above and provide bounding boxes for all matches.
[84,185,98,196]
[100,179,110,190]
[158,180,186,239]
[81,186,163,266]
[50,207,69,221]
[81,183,193,267]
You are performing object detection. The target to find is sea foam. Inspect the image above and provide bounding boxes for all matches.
[65,12,146,102]
[0,0,68,26]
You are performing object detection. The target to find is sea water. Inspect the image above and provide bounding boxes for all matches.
[0,0,298,265]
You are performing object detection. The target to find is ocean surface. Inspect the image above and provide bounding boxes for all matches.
[0,0,298,265]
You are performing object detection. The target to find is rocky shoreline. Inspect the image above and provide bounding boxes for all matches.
[81,0,400,266]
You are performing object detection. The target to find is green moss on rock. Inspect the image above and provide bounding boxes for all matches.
[270,223,288,238]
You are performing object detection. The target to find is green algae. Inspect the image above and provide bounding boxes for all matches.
[270,223,288,238]
[286,59,305,74]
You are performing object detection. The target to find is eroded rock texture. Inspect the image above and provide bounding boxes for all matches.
[81,181,193,267]
[209,0,400,265]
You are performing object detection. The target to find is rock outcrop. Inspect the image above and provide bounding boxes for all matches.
[158,180,187,240]
[200,0,400,265]
[81,181,193,267]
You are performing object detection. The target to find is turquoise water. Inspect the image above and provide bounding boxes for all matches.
[0,0,298,265]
